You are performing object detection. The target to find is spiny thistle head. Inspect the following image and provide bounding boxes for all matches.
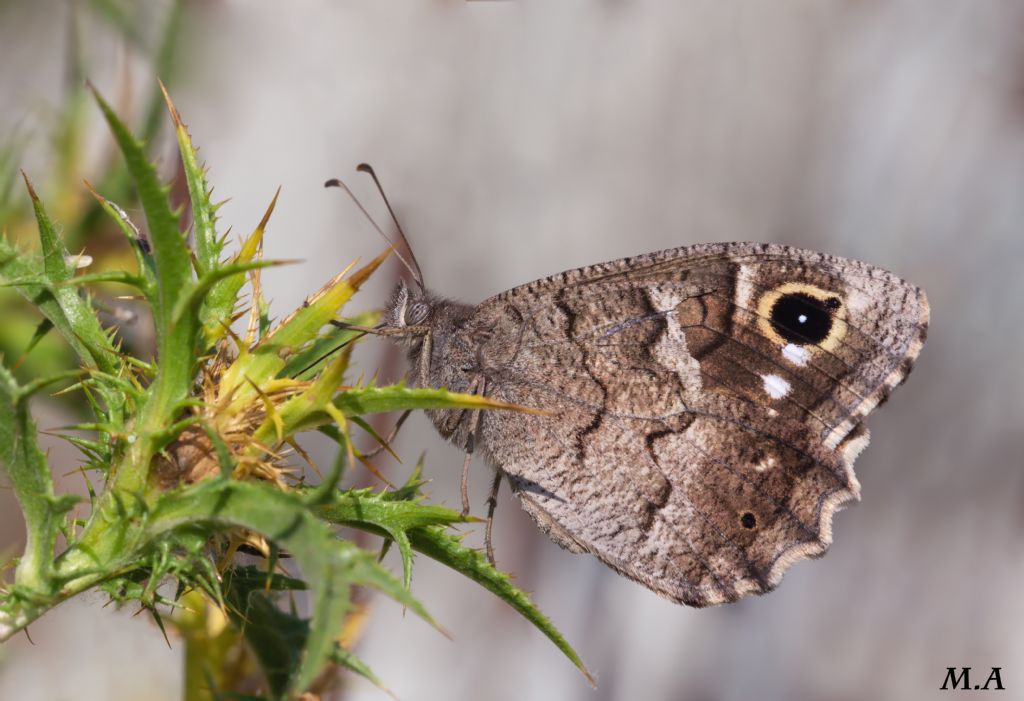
[0,83,593,697]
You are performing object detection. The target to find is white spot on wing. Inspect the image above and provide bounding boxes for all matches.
[735,264,755,309]
[761,374,791,399]
[845,288,870,314]
[781,343,809,366]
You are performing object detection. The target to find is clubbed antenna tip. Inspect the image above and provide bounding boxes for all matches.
[323,170,425,291]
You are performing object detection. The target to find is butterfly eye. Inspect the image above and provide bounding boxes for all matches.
[769,293,841,345]
[405,302,429,326]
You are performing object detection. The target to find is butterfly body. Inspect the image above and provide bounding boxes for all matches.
[382,242,928,607]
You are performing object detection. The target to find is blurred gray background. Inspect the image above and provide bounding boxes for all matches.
[1,1,1022,700]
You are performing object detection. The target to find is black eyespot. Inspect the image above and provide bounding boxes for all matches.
[769,293,838,345]
[741,512,757,529]
[405,301,429,325]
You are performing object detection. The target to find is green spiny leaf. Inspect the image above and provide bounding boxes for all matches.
[333,384,544,421]
[278,310,377,381]
[172,258,292,330]
[90,84,194,372]
[311,485,468,591]
[315,484,591,681]
[0,365,62,595]
[24,173,73,283]
[19,317,55,361]
[224,582,307,697]
[219,248,391,408]
[58,269,148,290]
[250,341,353,449]
[263,384,539,441]
[83,180,158,295]
[313,488,468,535]
[79,85,201,511]
[11,178,124,387]
[408,525,594,686]
[148,480,438,696]
[200,189,279,346]
[329,645,392,696]
[161,81,218,276]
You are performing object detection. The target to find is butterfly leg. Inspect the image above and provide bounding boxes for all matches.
[459,407,481,516]
[418,333,432,387]
[484,470,503,566]
[457,375,485,516]
[362,409,412,459]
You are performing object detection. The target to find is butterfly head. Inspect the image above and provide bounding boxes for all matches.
[381,279,433,337]
[379,279,476,380]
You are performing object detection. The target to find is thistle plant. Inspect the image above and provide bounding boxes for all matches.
[0,85,589,699]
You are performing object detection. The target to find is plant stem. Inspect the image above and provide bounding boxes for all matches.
[180,591,240,701]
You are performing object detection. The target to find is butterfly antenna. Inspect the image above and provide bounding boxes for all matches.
[356,163,426,291]
[324,176,423,290]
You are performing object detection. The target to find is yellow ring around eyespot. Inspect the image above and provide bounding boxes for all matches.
[755,282,848,352]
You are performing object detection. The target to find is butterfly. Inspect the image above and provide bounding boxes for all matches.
[331,172,929,606]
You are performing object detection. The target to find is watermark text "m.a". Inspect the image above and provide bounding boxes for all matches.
[941,667,1004,691]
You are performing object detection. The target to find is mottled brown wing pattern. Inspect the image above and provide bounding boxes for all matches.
[466,242,927,606]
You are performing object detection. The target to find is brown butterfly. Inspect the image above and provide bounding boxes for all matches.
[332,170,929,606]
